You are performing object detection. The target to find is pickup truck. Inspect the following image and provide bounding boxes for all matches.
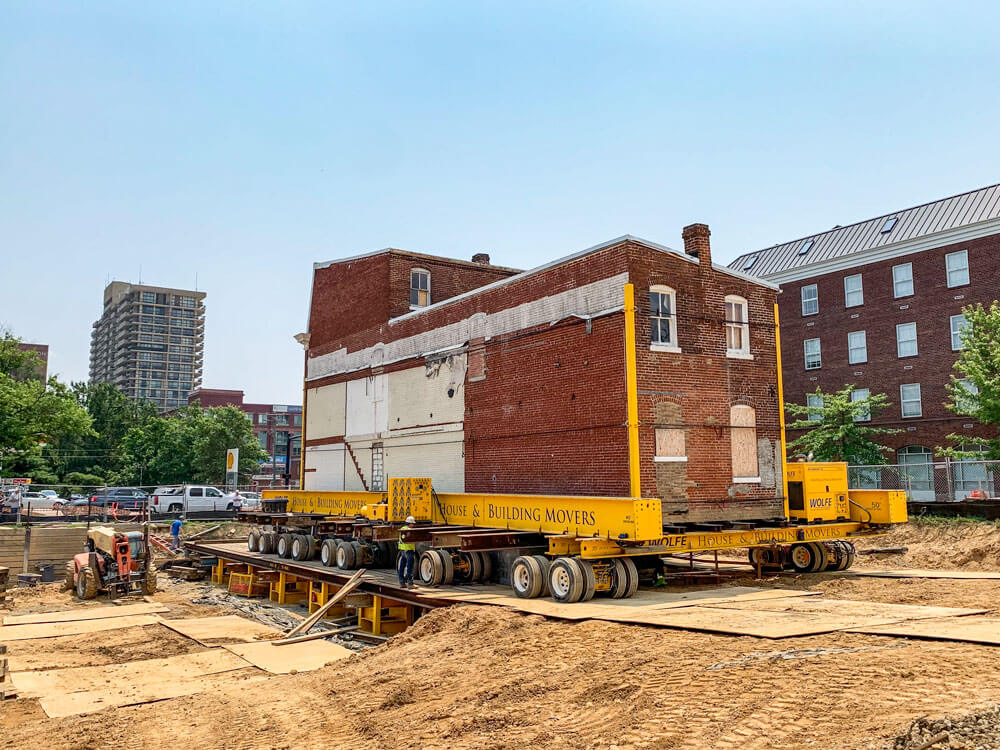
[149,485,235,513]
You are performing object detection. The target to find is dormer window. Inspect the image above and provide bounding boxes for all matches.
[410,269,430,308]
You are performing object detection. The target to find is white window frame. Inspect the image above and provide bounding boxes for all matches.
[800,284,818,316]
[950,314,968,351]
[410,268,431,308]
[848,330,867,365]
[946,250,969,288]
[893,262,914,298]
[844,274,864,308]
[851,388,871,422]
[806,393,823,421]
[804,338,821,370]
[900,383,922,418]
[649,286,680,353]
[896,322,918,358]
[724,295,752,359]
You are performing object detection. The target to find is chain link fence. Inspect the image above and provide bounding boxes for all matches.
[848,459,1000,502]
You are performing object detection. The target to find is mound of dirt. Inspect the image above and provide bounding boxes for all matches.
[854,520,1000,571]
[893,704,1000,749]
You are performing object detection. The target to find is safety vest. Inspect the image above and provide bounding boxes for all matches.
[397,525,415,551]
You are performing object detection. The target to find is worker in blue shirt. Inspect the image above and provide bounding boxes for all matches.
[171,517,184,551]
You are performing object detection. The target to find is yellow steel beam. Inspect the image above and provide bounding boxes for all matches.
[623,282,642,498]
[261,489,382,516]
[774,302,790,520]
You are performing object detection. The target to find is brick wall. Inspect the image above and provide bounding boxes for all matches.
[778,232,1000,458]
[386,253,518,320]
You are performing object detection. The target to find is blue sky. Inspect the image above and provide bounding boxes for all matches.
[2,1,998,404]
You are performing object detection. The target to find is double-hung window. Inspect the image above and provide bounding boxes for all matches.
[804,338,821,370]
[410,269,431,307]
[725,296,750,357]
[893,263,913,298]
[896,322,918,358]
[851,388,871,422]
[900,383,922,418]
[844,274,864,307]
[649,286,678,350]
[848,330,867,364]
[800,284,818,316]
[950,314,968,351]
[806,393,823,421]
[946,250,969,288]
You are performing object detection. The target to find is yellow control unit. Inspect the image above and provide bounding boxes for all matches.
[846,489,908,525]
[786,462,850,523]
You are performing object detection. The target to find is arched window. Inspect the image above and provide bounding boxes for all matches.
[724,295,750,357]
[898,446,932,492]
[649,286,678,351]
[410,269,431,308]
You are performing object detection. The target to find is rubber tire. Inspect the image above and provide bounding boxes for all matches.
[837,541,856,571]
[511,555,544,599]
[459,551,482,583]
[290,534,306,561]
[788,543,819,573]
[350,540,364,567]
[226,503,234,511]
[168,503,182,513]
[549,557,585,603]
[576,557,596,602]
[620,557,639,598]
[76,566,98,600]
[806,542,830,573]
[144,569,158,595]
[748,547,769,567]
[418,550,443,585]
[609,559,630,599]
[63,561,75,591]
[277,533,293,559]
[530,555,551,596]
[259,533,276,554]
[437,549,454,585]
[320,539,338,567]
[248,530,260,552]
[336,540,357,569]
[479,551,494,582]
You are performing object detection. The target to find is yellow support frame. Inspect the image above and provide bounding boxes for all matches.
[774,302,790,519]
[624,283,642,498]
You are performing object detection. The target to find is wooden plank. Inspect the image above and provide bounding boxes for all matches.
[844,568,1000,580]
[222,639,352,674]
[11,650,250,699]
[273,626,358,645]
[285,568,366,637]
[3,602,169,625]
[0,615,162,641]
[704,598,987,621]
[160,615,281,646]
[847,616,1000,645]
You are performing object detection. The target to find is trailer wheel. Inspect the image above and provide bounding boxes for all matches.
[350,540,364,567]
[437,549,455,585]
[260,533,277,554]
[335,540,357,569]
[63,560,75,591]
[458,551,482,583]
[76,566,98,600]
[575,558,596,602]
[291,534,314,561]
[418,550,443,585]
[549,557,586,603]
[807,542,829,573]
[530,555,551,596]
[511,555,544,599]
[320,539,338,567]
[788,543,816,573]
[835,541,856,571]
[621,557,639,598]
[144,569,158,595]
[277,533,294,559]
[248,530,260,553]
[479,551,494,582]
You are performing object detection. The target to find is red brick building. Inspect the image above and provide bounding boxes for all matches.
[186,388,302,489]
[16,343,49,381]
[729,184,1000,500]
[300,232,783,523]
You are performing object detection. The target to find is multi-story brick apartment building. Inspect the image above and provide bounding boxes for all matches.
[186,388,302,489]
[729,184,1000,500]
[89,281,206,412]
[15,343,48,381]
[298,230,783,523]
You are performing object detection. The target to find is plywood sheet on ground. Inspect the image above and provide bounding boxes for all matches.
[37,668,268,718]
[705,598,987,621]
[589,606,872,638]
[3,602,169,625]
[160,615,281,646]
[11,650,249,699]
[847,616,1000,645]
[0,614,162,641]
[845,568,1000,579]
[222,639,353,674]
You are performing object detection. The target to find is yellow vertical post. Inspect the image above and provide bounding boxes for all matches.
[774,302,790,519]
[624,283,642,498]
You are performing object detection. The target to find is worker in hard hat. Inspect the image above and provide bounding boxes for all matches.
[397,515,416,588]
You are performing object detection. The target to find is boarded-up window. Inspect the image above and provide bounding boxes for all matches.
[654,428,686,462]
[730,405,759,480]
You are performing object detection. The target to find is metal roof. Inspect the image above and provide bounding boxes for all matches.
[729,183,1000,280]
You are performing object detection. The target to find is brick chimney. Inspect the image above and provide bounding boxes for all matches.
[682,223,711,269]
[471,253,491,265]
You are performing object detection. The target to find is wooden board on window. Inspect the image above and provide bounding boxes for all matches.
[655,428,685,460]
[730,406,758,478]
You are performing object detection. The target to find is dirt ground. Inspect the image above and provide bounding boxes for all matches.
[853,517,1000,571]
[4,521,1000,750]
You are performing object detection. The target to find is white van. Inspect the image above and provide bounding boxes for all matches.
[150,485,233,513]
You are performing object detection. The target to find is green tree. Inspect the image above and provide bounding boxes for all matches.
[785,385,900,465]
[0,333,92,478]
[943,301,1000,458]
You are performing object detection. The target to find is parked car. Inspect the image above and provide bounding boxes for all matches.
[21,491,66,510]
[149,486,180,512]
[69,487,148,511]
[151,485,234,513]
